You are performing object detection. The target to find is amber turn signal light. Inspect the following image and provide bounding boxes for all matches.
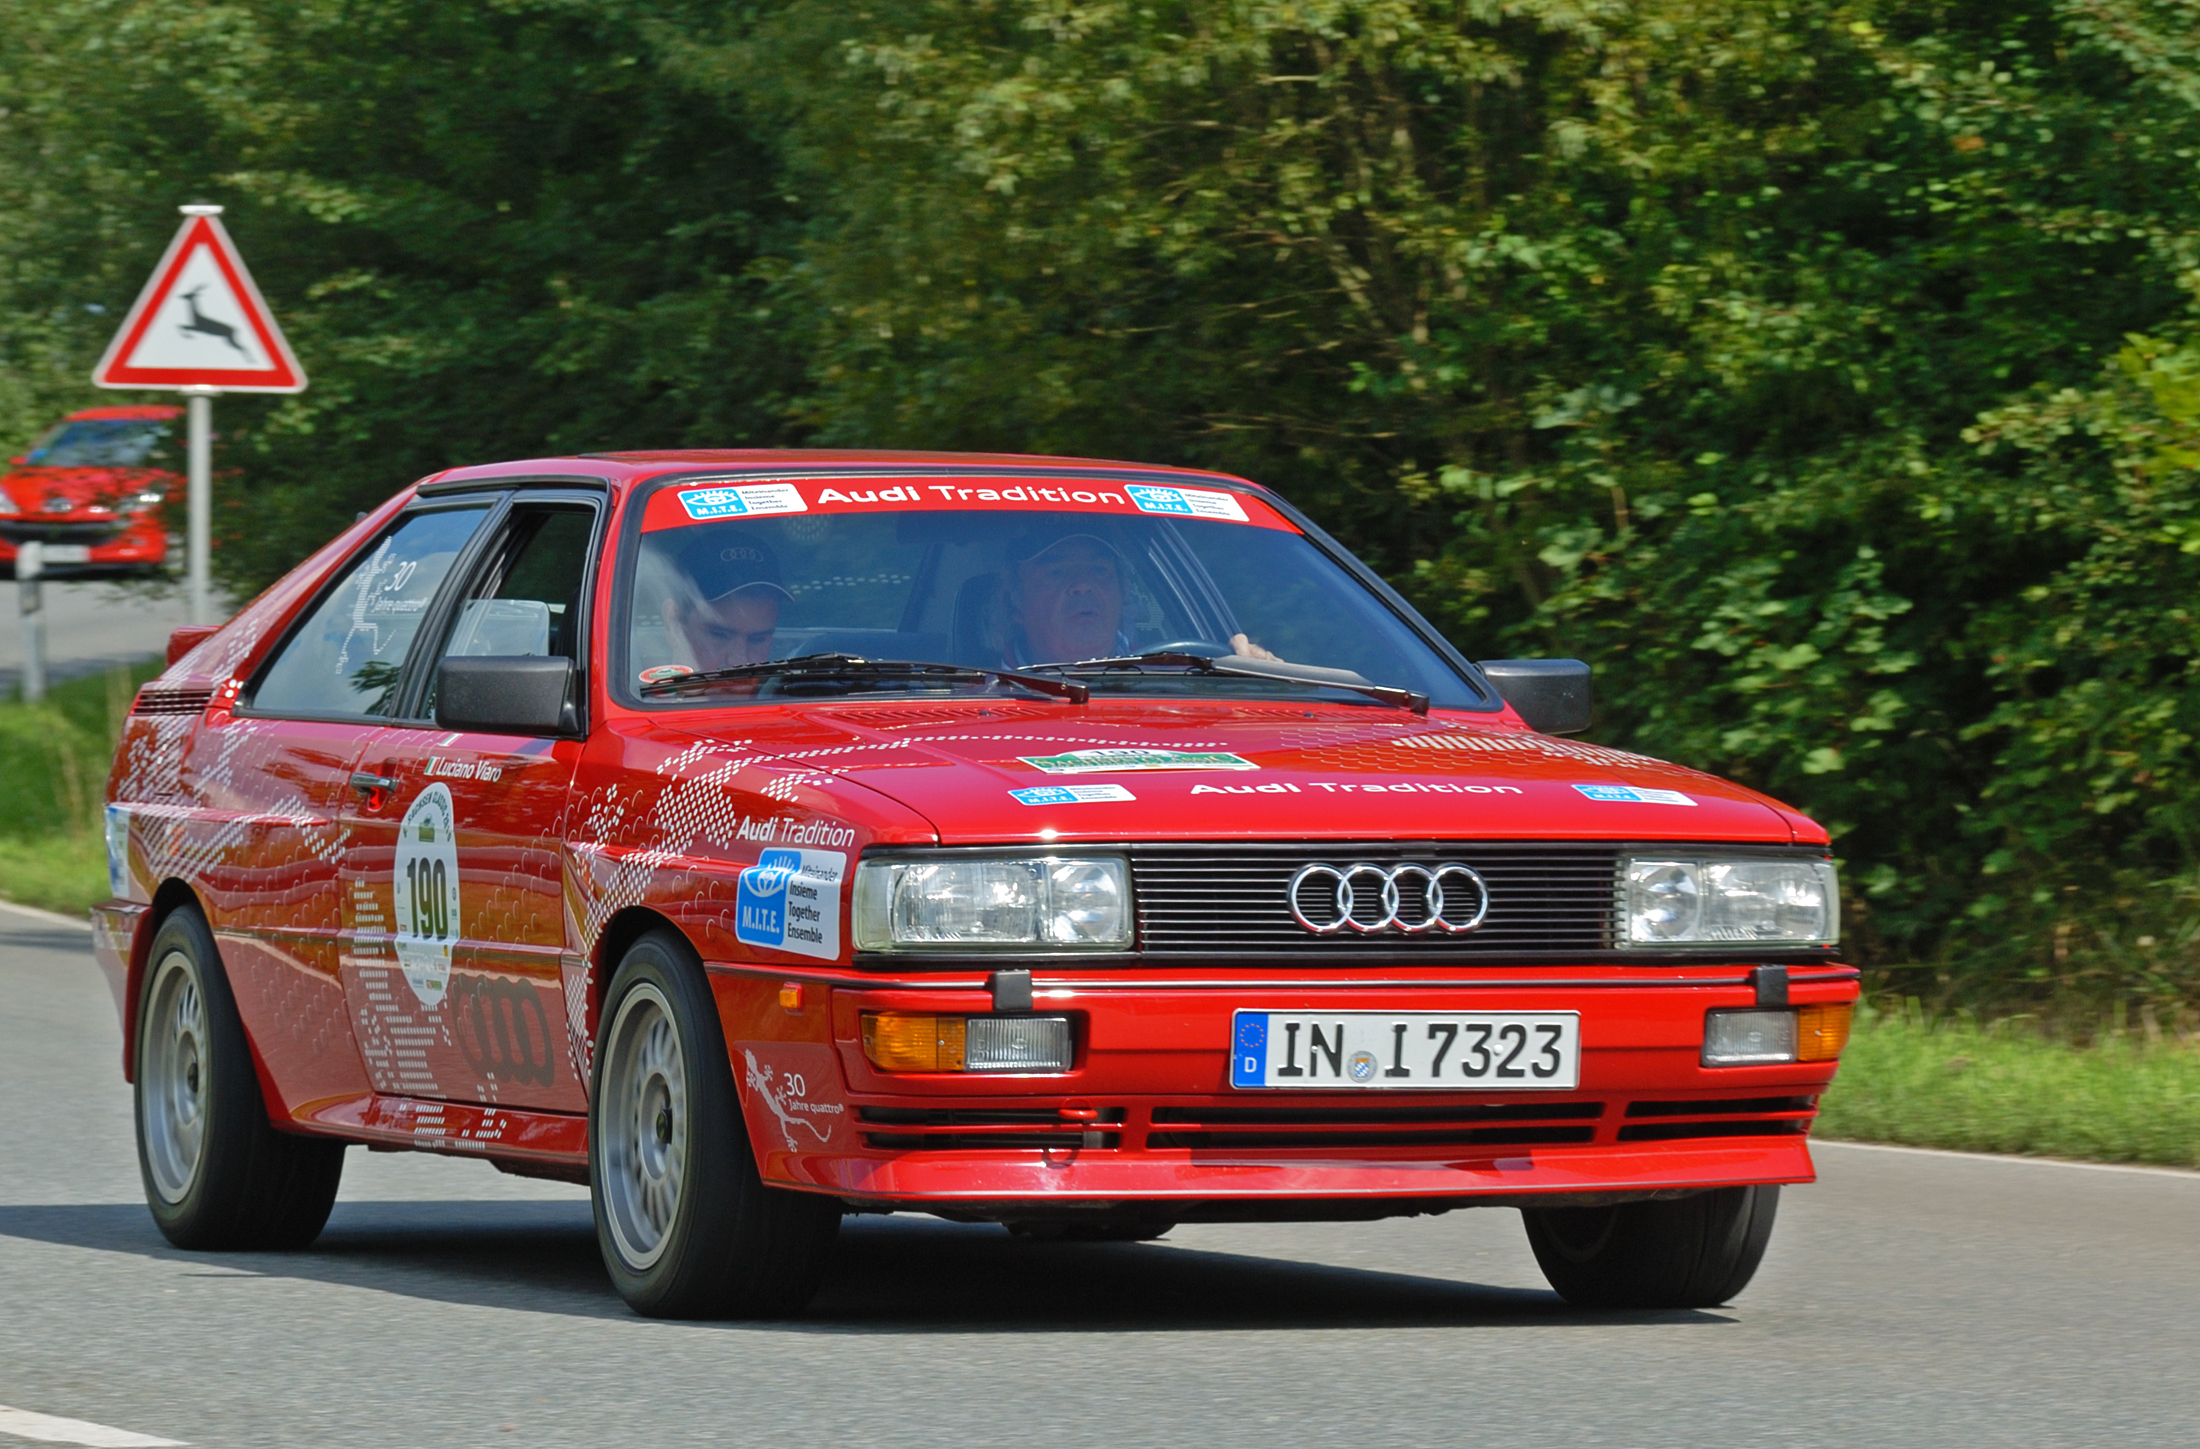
[1797,1002,1853,1062]
[862,1012,966,1072]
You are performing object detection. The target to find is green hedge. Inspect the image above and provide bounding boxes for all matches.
[1817,1006,2200,1168]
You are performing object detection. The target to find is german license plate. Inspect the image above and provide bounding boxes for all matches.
[40,545,90,563]
[1230,1010,1580,1090]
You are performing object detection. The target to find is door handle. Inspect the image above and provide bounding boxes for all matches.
[350,772,398,809]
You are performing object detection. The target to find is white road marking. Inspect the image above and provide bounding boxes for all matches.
[0,1407,183,1447]
[1817,1137,2200,1180]
[0,900,92,931]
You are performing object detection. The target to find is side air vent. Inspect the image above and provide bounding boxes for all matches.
[130,687,215,717]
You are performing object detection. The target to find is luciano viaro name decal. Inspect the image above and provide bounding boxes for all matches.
[394,784,461,1007]
[736,848,846,960]
[1190,780,1525,795]
[1019,747,1257,774]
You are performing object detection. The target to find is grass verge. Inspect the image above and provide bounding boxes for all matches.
[1817,1006,2200,1169]
[0,663,161,916]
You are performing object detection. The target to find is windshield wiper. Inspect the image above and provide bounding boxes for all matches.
[637,653,1089,704]
[1028,651,1429,715]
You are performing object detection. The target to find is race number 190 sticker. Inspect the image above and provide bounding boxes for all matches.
[678,483,807,520]
[736,848,846,960]
[394,783,460,1007]
[1124,484,1249,522]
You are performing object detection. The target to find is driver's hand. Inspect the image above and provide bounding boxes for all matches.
[1230,632,1283,662]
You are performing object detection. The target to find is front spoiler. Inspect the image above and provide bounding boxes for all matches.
[784,1136,1815,1210]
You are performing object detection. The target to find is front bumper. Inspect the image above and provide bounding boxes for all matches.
[718,963,1856,1216]
[0,519,166,571]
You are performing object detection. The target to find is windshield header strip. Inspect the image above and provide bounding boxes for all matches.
[637,474,1297,535]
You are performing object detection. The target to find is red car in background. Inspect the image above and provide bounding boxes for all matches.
[0,404,177,576]
[94,450,1856,1320]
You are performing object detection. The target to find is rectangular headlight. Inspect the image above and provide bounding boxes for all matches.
[1620,856,1839,947]
[853,855,1131,952]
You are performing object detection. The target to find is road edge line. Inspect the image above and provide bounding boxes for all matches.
[0,899,93,931]
[0,1404,185,1447]
[1815,1137,2200,1180]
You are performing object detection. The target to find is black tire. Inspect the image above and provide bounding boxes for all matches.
[1522,1185,1779,1309]
[589,929,841,1318]
[134,905,345,1250]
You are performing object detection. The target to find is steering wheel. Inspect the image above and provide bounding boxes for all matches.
[1138,639,1230,658]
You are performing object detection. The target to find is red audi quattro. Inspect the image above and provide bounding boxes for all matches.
[95,450,1855,1318]
[1,405,177,575]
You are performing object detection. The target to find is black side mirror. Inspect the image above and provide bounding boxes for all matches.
[1476,658,1592,735]
[437,656,575,735]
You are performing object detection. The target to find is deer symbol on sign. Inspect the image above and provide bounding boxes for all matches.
[177,286,247,356]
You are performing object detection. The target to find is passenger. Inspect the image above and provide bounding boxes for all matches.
[1002,528,1279,666]
[663,533,790,671]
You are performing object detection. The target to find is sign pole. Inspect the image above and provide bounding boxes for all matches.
[17,539,45,703]
[182,386,217,626]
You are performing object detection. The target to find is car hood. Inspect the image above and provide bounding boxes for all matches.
[667,700,1815,845]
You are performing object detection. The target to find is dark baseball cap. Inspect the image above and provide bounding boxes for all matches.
[1003,525,1123,568]
[677,528,790,603]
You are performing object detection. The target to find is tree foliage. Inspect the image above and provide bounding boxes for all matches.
[8,0,2200,1010]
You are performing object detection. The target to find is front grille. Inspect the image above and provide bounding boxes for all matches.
[1145,1099,1602,1151]
[1131,842,1619,957]
[1616,1095,1816,1143]
[131,687,214,717]
[857,1105,1120,1152]
[1616,1120,1807,1143]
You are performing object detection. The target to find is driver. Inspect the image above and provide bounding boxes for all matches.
[1003,527,1279,666]
[663,532,790,672]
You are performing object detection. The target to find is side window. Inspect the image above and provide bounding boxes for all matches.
[250,506,491,719]
[440,506,596,660]
[425,504,598,715]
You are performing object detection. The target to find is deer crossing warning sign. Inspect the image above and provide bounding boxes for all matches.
[92,210,306,393]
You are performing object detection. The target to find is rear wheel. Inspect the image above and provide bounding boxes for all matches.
[1521,1185,1779,1309]
[590,929,840,1318]
[135,906,345,1249]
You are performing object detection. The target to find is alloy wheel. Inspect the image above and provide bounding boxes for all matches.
[598,983,688,1270]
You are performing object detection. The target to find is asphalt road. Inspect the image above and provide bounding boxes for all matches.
[0,574,202,697]
[2,905,2194,1449]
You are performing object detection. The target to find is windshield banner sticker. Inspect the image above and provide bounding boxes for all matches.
[735,847,845,959]
[678,483,807,520]
[393,784,460,1007]
[1020,747,1257,774]
[1574,784,1696,806]
[1124,483,1249,522]
[1009,783,1137,805]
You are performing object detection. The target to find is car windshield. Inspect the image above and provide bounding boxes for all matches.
[24,419,174,468]
[621,479,1491,710]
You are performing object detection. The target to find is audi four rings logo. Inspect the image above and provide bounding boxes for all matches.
[1287,862,1491,935]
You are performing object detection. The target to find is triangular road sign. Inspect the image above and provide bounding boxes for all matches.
[92,210,307,393]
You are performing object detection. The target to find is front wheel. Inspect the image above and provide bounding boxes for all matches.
[135,906,345,1249]
[1521,1185,1779,1309]
[590,929,840,1318]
